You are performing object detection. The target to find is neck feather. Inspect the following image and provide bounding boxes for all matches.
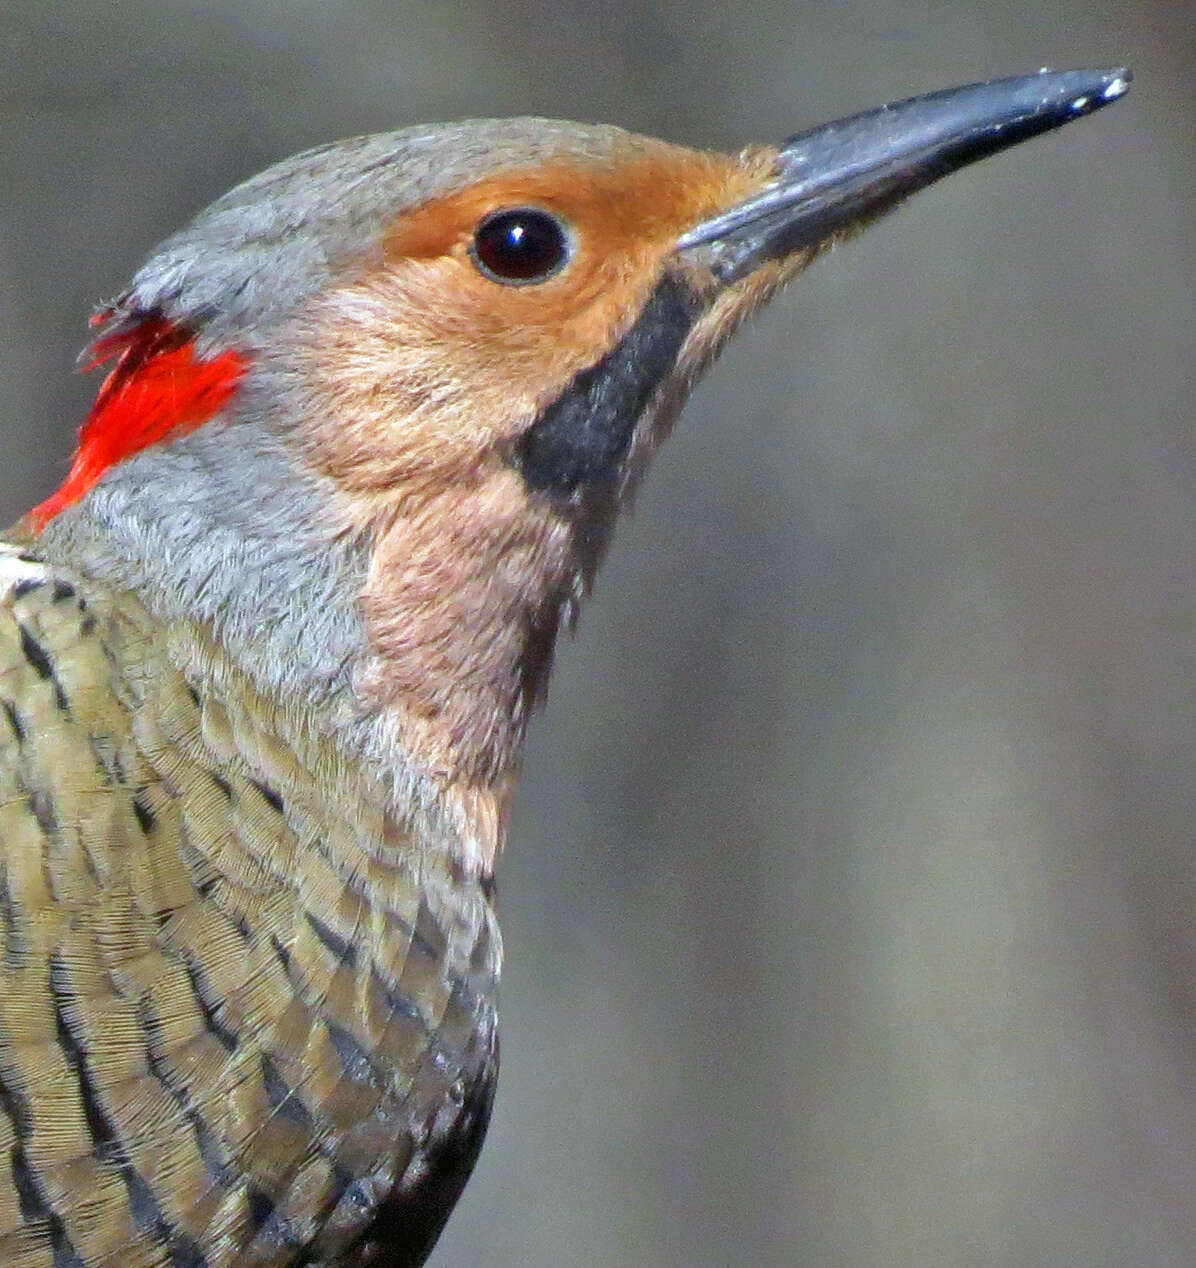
[358,466,579,786]
[31,411,579,871]
[36,420,366,714]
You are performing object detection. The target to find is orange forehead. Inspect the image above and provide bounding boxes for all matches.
[384,143,775,305]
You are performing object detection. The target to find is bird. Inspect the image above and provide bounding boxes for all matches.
[0,67,1128,1267]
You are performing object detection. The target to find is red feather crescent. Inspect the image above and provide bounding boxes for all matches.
[29,311,247,531]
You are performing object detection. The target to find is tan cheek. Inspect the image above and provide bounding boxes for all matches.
[378,245,658,417]
[295,251,653,492]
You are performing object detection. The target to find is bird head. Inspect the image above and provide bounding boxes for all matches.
[27,70,1129,866]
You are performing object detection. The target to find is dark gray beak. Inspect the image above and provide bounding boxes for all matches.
[679,68,1131,282]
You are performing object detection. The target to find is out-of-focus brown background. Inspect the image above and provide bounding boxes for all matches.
[2,3,1192,1264]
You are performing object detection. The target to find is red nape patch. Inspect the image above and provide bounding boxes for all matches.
[29,313,247,531]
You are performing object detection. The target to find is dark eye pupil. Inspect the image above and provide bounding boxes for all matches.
[473,208,570,284]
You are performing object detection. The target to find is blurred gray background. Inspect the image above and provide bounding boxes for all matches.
[2,3,1192,1265]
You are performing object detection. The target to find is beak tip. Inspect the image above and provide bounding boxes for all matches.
[1054,65,1132,116]
[1100,66,1133,102]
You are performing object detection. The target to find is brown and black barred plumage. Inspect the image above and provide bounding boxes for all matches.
[0,544,496,1265]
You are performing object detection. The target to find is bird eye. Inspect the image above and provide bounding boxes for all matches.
[471,208,572,285]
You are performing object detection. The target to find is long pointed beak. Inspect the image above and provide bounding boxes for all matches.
[679,68,1131,282]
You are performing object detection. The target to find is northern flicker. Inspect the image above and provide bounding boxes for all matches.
[0,69,1128,1266]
